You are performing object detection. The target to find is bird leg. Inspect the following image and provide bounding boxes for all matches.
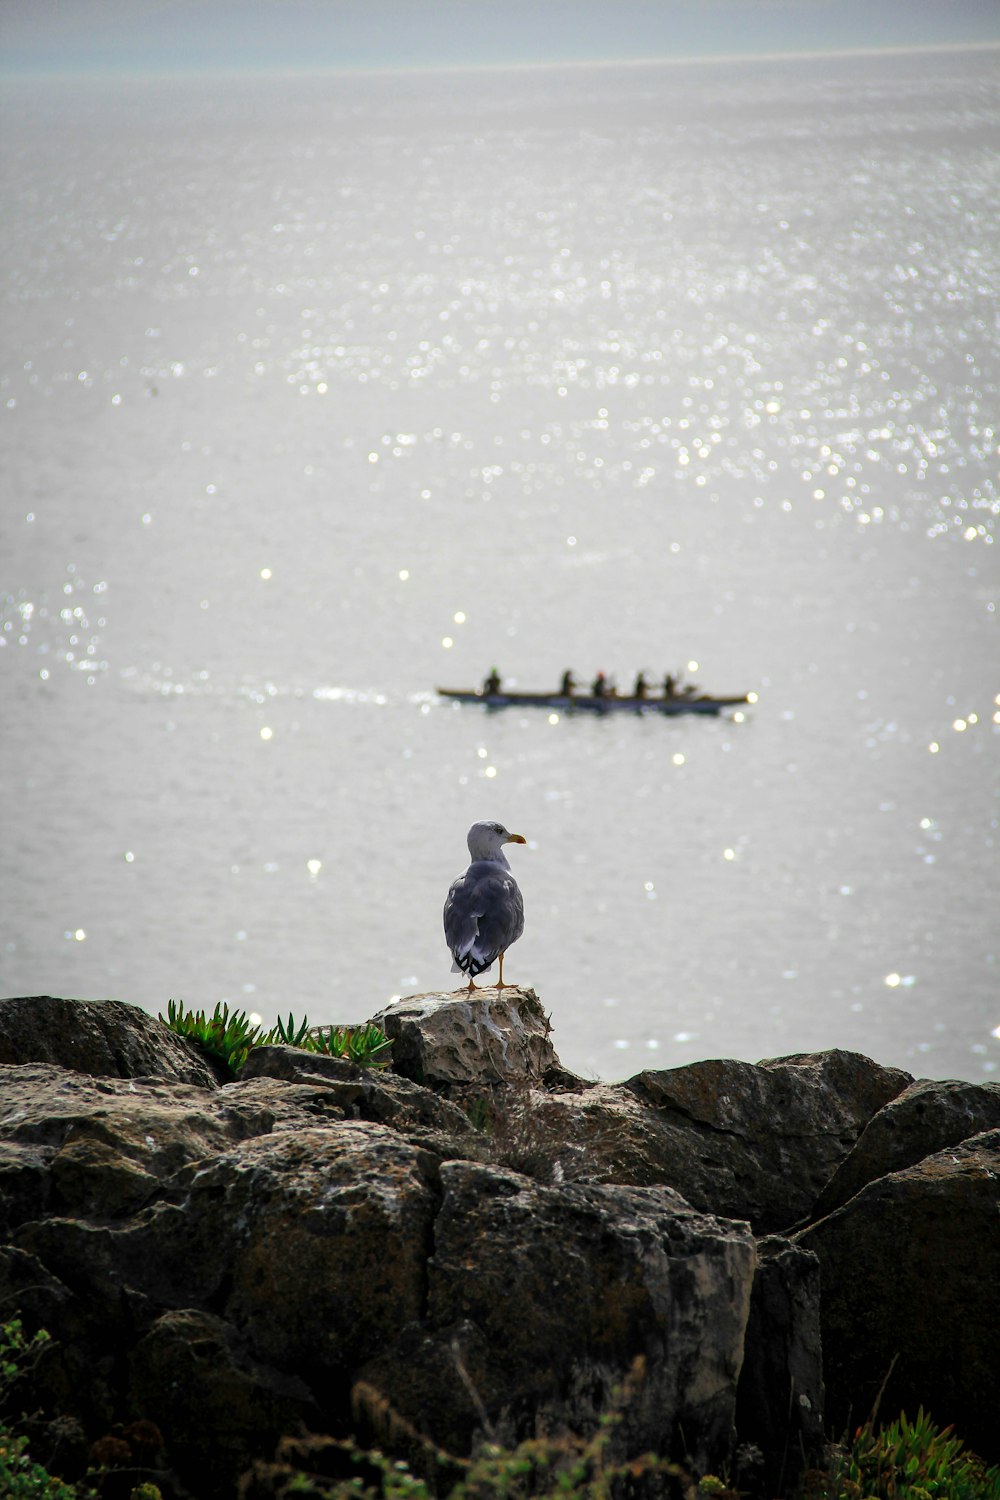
[465,973,479,992]
[496,951,507,991]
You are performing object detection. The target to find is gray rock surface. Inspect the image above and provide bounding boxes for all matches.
[630,1051,912,1231]
[797,1127,1000,1465]
[736,1236,824,1495]
[0,1057,760,1491]
[371,987,558,1087]
[520,1049,912,1233]
[0,994,218,1087]
[361,1160,755,1476]
[808,1076,1000,1220]
[0,992,992,1496]
[0,1063,273,1233]
[129,1309,318,1498]
[239,1043,480,1156]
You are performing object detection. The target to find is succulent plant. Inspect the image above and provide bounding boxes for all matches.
[806,1407,1000,1500]
[160,999,262,1076]
[305,1021,392,1067]
[161,1001,391,1074]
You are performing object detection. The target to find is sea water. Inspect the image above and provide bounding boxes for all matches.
[1,49,998,1082]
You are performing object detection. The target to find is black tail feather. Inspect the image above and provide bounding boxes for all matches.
[454,950,493,978]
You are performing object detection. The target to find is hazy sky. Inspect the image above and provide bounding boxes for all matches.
[2,0,998,74]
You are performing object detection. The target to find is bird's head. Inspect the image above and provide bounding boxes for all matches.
[466,820,527,860]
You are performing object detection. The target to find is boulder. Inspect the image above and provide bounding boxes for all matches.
[797,1127,1000,1465]
[5,1117,442,1489]
[521,1050,912,1233]
[173,1123,440,1376]
[370,988,559,1089]
[360,1160,756,1477]
[808,1077,1000,1220]
[0,996,217,1088]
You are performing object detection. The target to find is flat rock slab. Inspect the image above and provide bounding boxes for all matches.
[371,987,558,1087]
[238,1044,480,1155]
[0,1063,291,1231]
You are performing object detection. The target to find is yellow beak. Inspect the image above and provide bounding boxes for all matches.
[507,833,527,845]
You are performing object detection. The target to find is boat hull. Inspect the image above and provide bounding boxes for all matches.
[437,688,748,715]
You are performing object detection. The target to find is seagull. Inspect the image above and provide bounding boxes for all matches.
[443,820,526,991]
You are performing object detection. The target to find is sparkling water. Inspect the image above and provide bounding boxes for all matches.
[2,49,998,1082]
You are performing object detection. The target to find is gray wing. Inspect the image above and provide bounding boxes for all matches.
[444,862,524,976]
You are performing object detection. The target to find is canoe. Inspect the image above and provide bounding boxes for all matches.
[437,688,750,715]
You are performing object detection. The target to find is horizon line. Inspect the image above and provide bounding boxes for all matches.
[2,37,998,82]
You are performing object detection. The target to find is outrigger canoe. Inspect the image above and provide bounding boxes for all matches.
[437,687,752,715]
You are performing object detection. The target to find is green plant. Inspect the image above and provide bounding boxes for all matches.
[271,1012,314,1048]
[1,1318,48,1379]
[268,1014,391,1067]
[0,1319,49,1395]
[304,1022,392,1068]
[160,998,263,1075]
[0,1320,93,1499]
[0,1431,88,1499]
[161,1001,392,1074]
[807,1407,1000,1500]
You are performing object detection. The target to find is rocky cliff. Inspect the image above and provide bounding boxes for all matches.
[1,991,997,1499]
